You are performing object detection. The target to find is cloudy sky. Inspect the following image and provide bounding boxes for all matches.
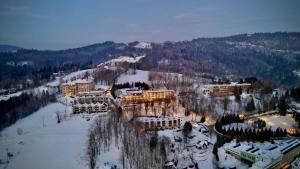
[0,0,300,50]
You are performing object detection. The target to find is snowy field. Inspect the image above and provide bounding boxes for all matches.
[223,114,296,132]
[0,103,93,169]
[117,69,149,84]
[259,114,296,130]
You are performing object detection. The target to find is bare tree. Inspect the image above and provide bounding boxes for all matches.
[222,97,229,113]
[55,111,61,123]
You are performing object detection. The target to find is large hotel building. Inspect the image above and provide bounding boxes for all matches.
[201,83,251,96]
[62,78,95,97]
[72,91,110,114]
[121,89,175,105]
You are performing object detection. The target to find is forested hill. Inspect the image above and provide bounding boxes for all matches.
[0,41,127,67]
[1,32,300,87]
[141,32,300,85]
[0,45,22,53]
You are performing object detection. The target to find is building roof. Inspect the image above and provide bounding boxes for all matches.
[118,88,175,98]
[224,138,300,168]
[280,139,300,154]
[73,102,107,107]
[77,90,106,97]
[202,83,251,88]
[253,160,273,169]
[135,116,182,122]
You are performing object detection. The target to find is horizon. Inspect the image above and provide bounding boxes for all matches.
[1,0,300,50]
[1,31,300,51]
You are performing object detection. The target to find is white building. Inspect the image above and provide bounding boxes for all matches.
[224,139,300,169]
[73,102,108,114]
[135,116,184,131]
[72,90,110,114]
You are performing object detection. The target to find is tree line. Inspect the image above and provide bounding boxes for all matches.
[0,91,56,130]
[217,114,244,125]
[215,114,287,142]
[86,108,169,169]
[0,62,91,90]
[290,86,300,102]
[94,68,123,86]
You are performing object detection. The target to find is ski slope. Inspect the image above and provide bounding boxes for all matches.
[0,103,93,169]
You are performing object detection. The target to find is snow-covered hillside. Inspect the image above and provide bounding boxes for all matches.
[101,55,146,65]
[294,69,300,78]
[0,85,54,102]
[0,69,95,102]
[134,42,151,49]
[63,68,96,82]
[0,103,93,169]
[117,69,149,84]
[0,91,23,101]
[225,41,300,54]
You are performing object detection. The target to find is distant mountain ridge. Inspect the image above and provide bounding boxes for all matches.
[1,32,300,86]
[0,45,22,53]
[143,32,300,85]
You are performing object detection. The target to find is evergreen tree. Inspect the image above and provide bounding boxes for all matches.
[160,139,166,159]
[200,116,206,123]
[246,97,255,112]
[234,86,241,102]
[212,144,219,161]
[278,96,287,115]
[269,96,277,110]
[149,130,158,151]
[183,121,192,143]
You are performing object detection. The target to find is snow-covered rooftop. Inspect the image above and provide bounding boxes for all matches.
[73,102,107,107]
[77,90,105,95]
[135,116,183,122]
[201,83,251,88]
[224,138,300,168]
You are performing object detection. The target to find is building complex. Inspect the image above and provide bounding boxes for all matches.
[120,89,175,105]
[119,89,177,116]
[72,90,110,114]
[224,139,300,169]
